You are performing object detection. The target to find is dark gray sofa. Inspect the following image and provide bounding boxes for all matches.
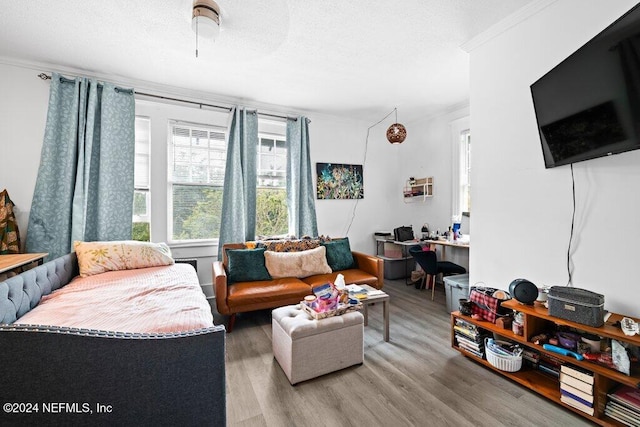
[0,253,226,426]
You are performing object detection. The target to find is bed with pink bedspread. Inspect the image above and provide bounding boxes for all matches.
[15,263,214,333]
[0,253,226,426]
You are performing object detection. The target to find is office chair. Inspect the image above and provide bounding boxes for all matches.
[409,245,467,300]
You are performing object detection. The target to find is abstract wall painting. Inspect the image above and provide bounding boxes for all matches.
[316,163,363,200]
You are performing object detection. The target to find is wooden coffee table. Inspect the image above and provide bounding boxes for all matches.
[359,284,390,342]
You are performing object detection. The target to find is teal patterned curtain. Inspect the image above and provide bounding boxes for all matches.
[286,117,318,237]
[26,73,135,260]
[217,108,258,258]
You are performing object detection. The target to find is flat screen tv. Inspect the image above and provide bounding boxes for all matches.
[531,3,640,168]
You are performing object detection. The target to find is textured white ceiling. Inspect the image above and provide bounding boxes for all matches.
[0,0,535,121]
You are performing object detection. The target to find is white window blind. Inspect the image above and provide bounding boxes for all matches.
[256,133,288,237]
[169,121,227,242]
[167,120,290,242]
[134,117,150,190]
[257,135,286,188]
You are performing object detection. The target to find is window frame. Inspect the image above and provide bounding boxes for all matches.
[450,116,471,218]
[459,129,471,214]
[133,116,151,239]
[166,120,228,245]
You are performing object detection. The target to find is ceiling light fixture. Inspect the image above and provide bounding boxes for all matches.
[386,108,407,144]
[192,0,221,58]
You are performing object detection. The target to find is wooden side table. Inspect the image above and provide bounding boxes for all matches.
[359,284,390,342]
[0,253,48,274]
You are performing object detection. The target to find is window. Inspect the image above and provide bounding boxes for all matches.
[451,116,470,218]
[168,121,227,242]
[133,116,151,241]
[167,119,289,243]
[256,134,288,237]
[459,130,471,214]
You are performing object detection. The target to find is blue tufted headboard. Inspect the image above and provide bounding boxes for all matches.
[0,253,78,324]
[0,252,226,425]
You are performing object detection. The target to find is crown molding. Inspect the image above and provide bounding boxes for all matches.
[0,55,303,119]
[460,0,558,53]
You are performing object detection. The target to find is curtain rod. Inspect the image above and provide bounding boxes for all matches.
[38,73,296,121]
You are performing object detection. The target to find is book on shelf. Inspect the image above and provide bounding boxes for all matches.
[605,401,640,426]
[522,348,540,369]
[540,353,564,370]
[538,352,562,377]
[561,390,593,408]
[560,364,594,385]
[608,401,640,417]
[453,325,483,342]
[455,317,478,329]
[455,335,483,351]
[609,385,640,413]
[605,403,640,427]
[560,383,594,404]
[560,394,595,416]
[559,372,593,395]
[607,401,640,422]
[605,409,639,427]
[459,345,484,359]
[538,364,560,378]
[454,318,480,333]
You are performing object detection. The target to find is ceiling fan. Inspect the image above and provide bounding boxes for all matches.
[189,0,290,60]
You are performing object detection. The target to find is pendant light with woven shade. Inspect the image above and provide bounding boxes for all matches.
[386,108,407,144]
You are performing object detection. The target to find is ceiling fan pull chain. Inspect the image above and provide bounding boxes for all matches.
[195,9,199,58]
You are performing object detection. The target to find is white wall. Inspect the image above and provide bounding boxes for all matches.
[0,60,404,292]
[401,107,469,233]
[311,112,404,253]
[394,106,470,269]
[469,0,640,317]
[0,63,49,240]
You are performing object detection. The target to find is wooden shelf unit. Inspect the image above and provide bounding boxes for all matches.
[403,177,433,202]
[451,299,640,426]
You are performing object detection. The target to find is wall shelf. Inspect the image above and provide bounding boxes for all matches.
[403,177,433,202]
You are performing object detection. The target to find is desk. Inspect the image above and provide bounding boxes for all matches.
[0,253,48,274]
[423,240,469,262]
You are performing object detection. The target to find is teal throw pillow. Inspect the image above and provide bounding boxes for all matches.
[225,248,272,284]
[322,238,355,271]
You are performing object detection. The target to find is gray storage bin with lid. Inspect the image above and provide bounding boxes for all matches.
[444,274,470,313]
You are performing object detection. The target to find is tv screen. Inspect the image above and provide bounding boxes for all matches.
[531,4,640,168]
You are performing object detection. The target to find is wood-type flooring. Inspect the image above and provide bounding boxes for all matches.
[214,279,590,427]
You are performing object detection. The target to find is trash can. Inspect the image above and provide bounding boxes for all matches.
[444,274,470,313]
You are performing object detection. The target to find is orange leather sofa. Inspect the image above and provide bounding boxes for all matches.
[213,242,383,332]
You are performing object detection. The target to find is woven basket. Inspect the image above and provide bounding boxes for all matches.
[485,339,523,372]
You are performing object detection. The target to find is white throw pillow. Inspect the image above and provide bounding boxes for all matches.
[263,246,332,279]
[74,240,174,277]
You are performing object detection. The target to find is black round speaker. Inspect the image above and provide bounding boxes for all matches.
[509,279,538,305]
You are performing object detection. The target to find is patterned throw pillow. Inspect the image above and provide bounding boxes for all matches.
[74,240,174,277]
[249,236,333,253]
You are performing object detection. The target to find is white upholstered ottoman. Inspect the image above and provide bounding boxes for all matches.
[272,305,364,384]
